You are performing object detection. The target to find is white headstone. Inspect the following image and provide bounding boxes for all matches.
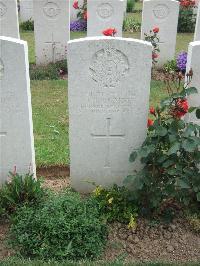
[87,0,124,37]
[141,0,179,67]
[33,0,70,65]
[0,0,19,38]
[20,0,33,22]
[0,36,36,183]
[123,0,127,14]
[70,0,84,22]
[194,3,200,41]
[68,37,152,192]
[185,41,200,124]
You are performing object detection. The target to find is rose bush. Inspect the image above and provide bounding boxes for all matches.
[144,27,160,65]
[124,71,200,212]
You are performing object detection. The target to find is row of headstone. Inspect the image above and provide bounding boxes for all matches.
[0,37,200,192]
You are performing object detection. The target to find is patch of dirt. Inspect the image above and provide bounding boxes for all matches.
[152,68,167,81]
[104,218,200,263]
[37,165,70,179]
[43,176,70,192]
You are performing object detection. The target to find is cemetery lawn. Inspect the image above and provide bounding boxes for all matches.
[31,80,167,167]
[20,31,194,64]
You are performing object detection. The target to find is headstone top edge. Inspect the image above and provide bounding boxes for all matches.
[0,36,27,46]
[189,41,200,47]
[68,37,153,48]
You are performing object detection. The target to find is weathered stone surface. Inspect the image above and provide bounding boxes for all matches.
[141,0,179,66]
[20,0,33,22]
[0,0,19,38]
[33,0,70,65]
[0,36,36,183]
[194,3,200,41]
[68,37,152,192]
[185,41,200,124]
[87,0,124,37]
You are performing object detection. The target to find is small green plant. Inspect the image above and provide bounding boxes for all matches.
[124,71,200,212]
[123,17,141,32]
[178,0,196,33]
[0,172,46,218]
[30,60,67,80]
[164,60,179,74]
[92,184,138,228]
[187,213,200,233]
[20,19,34,31]
[126,0,135,13]
[9,190,107,260]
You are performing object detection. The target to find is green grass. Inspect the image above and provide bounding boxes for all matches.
[20,29,194,64]
[31,80,68,167]
[31,79,167,167]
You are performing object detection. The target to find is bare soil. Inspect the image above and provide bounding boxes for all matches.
[0,174,199,263]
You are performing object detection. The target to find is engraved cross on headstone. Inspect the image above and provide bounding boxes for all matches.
[91,118,125,168]
[45,33,60,63]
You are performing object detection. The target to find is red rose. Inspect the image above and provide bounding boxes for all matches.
[147,119,154,127]
[173,98,189,118]
[73,1,79,9]
[149,107,156,116]
[102,28,117,37]
[152,53,159,59]
[153,27,159,33]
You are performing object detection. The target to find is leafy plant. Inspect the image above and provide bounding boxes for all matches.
[123,17,141,32]
[92,184,138,228]
[164,60,179,74]
[9,190,107,260]
[0,172,46,218]
[30,60,67,80]
[127,0,135,13]
[124,71,200,212]
[144,27,160,65]
[20,19,34,31]
[178,0,196,33]
[187,213,200,233]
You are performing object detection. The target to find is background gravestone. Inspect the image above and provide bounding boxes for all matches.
[87,0,124,37]
[20,0,33,22]
[141,0,179,67]
[0,36,36,183]
[0,0,19,38]
[68,37,152,192]
[194,3,200,41]
[33,0,70,65]
[185,41,200,124]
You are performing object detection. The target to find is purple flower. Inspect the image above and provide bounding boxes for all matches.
[177,51,188,73]
[70,20,87,32]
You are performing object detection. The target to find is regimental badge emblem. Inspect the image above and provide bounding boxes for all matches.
[90,45,129,89]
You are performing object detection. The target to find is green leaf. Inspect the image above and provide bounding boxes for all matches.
[182,139,197,152]
[167,142,180,155]
[156,126,168,137]
[185,87,198,96]
[176,179,190,189]
[196,109,200,119]
[188,107,196,113]
[162,160,174,168]
[129,151,137,162]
